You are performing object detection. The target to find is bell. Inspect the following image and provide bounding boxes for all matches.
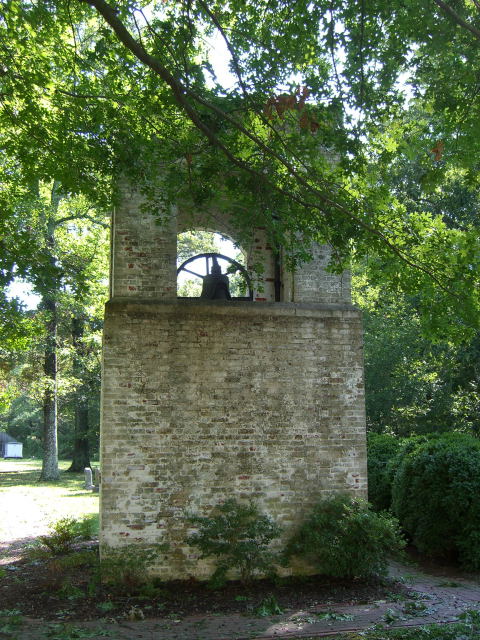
[200,257,231,300]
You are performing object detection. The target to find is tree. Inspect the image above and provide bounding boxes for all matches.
[357,284,480,436]
[353,147,480,434]
[0,178,108,479]
[35,192,107,479]
[1,0,480,341]
[64,226,108,472]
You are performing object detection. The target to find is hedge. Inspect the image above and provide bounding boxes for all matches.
[391,433,480,569]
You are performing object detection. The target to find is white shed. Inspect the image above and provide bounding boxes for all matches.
[0,432,23,458]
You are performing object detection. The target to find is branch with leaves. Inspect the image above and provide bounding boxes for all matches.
[1,0,480,337]
[77,0,471,299]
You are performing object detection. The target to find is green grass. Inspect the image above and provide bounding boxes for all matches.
[0,458,99,545]
[301,620,480,639]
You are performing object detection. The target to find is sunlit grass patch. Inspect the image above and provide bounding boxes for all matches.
[0,459,99,547]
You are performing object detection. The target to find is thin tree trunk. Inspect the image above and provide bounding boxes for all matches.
[39,184,61,481]
[40,293,59,480]
[68,315,91,472]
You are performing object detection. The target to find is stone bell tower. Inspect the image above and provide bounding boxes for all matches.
[100,180,367,579]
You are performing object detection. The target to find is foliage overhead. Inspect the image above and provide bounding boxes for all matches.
[1,0,480,337]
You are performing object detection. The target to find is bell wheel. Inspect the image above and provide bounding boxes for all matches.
[177,252,253,300]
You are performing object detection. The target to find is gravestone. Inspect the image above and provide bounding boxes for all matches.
[84,467,94,490]
[100,183,367,580]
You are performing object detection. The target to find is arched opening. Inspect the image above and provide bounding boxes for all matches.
[177,231,251,299]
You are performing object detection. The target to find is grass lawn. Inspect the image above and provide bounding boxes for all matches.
[0,458,99,546]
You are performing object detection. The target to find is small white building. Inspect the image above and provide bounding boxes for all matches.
[0,432,23,458]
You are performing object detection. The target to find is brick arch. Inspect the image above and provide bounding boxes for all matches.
[111,181,351,303]
[176,208,275,301]
[176,229,247,261]
[176,206,243,247]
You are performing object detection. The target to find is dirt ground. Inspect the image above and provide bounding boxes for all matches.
[0,538,409,622]
[2,559,480,640]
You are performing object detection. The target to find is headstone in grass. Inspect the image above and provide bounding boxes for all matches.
[84,467,94,490]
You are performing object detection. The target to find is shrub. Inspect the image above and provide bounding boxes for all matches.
[368,433,436,512]
[100,544,169,592]
[391,433,480,569]
[387,434,436,482]
[284,494,405,579]
[187,499,282,586]
[39,515,99,555]
[367,433,402,511]
[40,517,78,555]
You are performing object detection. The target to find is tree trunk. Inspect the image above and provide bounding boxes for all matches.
[68,315,91,472]
[39,184,61,482]
[40,294,59,481]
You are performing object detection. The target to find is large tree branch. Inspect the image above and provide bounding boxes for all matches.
[433,0,480,41]
[79,1,345,213]
[75,4,339,216]
[78,0,464,297]
[81,0,325,204]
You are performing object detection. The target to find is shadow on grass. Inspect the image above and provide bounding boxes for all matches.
[0,534,41,564]
[63,491,98,498]
[0,459,99,489]
[0,470,86,489]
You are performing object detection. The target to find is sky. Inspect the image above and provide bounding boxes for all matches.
[6,280,41,311]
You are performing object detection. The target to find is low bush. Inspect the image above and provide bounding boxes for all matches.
[40,517,79,555]
[74,513,99,540]
[367,433,402,511]
[187,498,282,586]
[39,514,99,555]
[284,494,405,579]
[387,434,435,483]
[391,432,480,569]
[53,549,98,570]
[100,543,169,592]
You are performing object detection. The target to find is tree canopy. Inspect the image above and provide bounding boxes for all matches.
[1,0,480,338]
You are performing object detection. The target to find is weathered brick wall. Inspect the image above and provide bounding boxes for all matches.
[112,187,349,304]
[111,185,177,299]
[283,244,352,304]
[100,300,367,580]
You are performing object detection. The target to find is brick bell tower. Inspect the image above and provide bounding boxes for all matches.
[100,180,367,580]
